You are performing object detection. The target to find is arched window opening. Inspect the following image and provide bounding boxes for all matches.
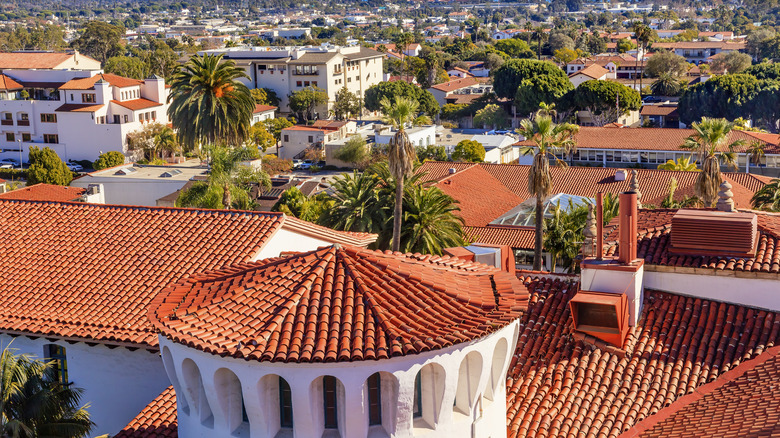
[413,372,422,419]
[181,359,213,427]
[368,372,382,426]
[279,377,293,428]
[162,347,189,414]
[413,363,445,432]
[454,352,483,417]
[323,376,338,429]
[486,338,509,402]
[214,368,247,434]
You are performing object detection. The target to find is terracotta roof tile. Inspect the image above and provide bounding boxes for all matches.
[571,64,609,79]
[506,275,780,438]
[639,105,678,117]
[465,225,535,249]
[0,74,23,90]
[59,73,143,90]
[115,386,177,438]
[111,98,163,111]
[0,184,85,202]
[430,76,480,92]
[652,41,746,50]
[253,104,277,113]
[150,245,529,362]
[436,165,523,226]
[54,103,104,113]
[0,52,97,69]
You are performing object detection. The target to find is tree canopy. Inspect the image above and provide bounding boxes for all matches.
[364,81,439,117]
[452,139,485,163]
[567,80,641,115]
[93,151,125,170]
[26,146,72,186]
[493,59,571,100]
[288,86,328,123]
[70,21,124,63]
[678,73,768,126]
[645,50,689,77]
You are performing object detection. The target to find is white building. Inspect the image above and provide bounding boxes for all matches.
[375,124,436,149]
[470,134,519,164]
[149,244,524,438]
[279,120,356,160]
[0,52,170,163]
[202,45,385,114]
[252,104,277,124]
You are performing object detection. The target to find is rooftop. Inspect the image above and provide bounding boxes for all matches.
[112,98,163,111]
[429,76,481,93]
[60,73,144,90]
[0,51,99,70]
[82,164,207,181]
[150,245,528,362]
[0,183,85,202]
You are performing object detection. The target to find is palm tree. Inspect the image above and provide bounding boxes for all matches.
[168,54,255,151]
[658,156,699,171]
[661,177,701,208]
[393,33,414,82]
[680,118,743,206]
[747,140,765,168]
[650,72,682,97]
[176,145,270,210]
[543,201,583,273]
[0,345,94,438]
[632,23,653,91]
[400,184,465,255]
[751,179,780,211]
[318,171,386,234]
[516,114,579,271]
[380,96,420,252]
[153,126,179,160]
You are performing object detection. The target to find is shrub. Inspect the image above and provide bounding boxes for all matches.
[26,146,72,186]
[93,151,125,170]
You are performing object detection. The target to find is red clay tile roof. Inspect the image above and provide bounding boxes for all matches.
[652,41,746,50]
[282,125,330,132]
[0,52,98,69]
[571,64,609,79]
[54,103,104,113]
[150,245,529,362]
[623,346,780,438]
[59,73,143,90]
[514,127,780,154]
[0,183,85,202]
[0,201,373,348]
[430,76,480,92]
[0,74,23,90]
[115,386,177,438]
[111,98,163,111]
[465,225,535,249]
[253,104,277,113]
[506,274,780,438]
[639,105,678,117]
[603,208,780,273]
[436,165,522,227]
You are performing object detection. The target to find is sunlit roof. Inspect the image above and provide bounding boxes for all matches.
[490,193,593,227]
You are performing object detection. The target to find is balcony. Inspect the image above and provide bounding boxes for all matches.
[17,120,29,126]
[1,120,12,126]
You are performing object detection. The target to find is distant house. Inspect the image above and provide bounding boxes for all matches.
[566,54,643,79]
[447,66,474,78]
[640,104,680,128]
[569,64,610,88]
[252,104,276,124]
[428,77,491,107]
[280,121,355,160]
[651,41,746,64]
[470,134,519,164]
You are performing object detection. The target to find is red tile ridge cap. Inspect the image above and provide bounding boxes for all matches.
[434,163,480,183]
[282,215,378,247]
[619,345,780,438]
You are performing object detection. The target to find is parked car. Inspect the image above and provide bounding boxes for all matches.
[0,159,17,169]
[67,162,84,172]
[316,160,326,168]
[299,160,313,170]
[292,159,303,169]
[642,96,665,104]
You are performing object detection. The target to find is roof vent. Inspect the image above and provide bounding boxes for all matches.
[449,167,457,174]
[614,169,627,181]
[160,169,183,178]
[569,290,630,348]
[670,209,757,258]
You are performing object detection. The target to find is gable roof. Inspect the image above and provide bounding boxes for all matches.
[430,76,480,93]
[253,104,277,114]
[114,386,177,438]
[0,52,98,69]
[111,98,163,111]
[60,73,143,90]
[0,74,23,90]
[506,274,780,438]
[436,165,523,227]
[571,64,609,79]
[150,245,528,363]
[0,183,85,202]
[0,201,374,349]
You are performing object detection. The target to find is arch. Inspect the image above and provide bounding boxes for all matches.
[162,347,189,415]
[309,375,346,437]
[213,368,248,434]
[485,337,509,401]
[413,362,446,432]
[256,374,293,437]
[181,358,213,427]
[454,351,483,416]
[364,371,398,437]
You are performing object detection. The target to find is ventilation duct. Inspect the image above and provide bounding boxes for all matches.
[670,210,757,258]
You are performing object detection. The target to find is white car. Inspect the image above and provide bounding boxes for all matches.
[0,159,17,169]
[67,162,84,172]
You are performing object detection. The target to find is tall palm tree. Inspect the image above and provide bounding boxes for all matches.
[176,145,270,210]
[318,171,386,234]
[632,23,653,91]
[168,53,255,151]
[650,72,682,97]
[751,179,780,211]
[400,184,465,255]
[380,96,419,252]
[516,114,579,271]
[747,140,765,168]
[680,118,743,206]
[0,345,94,438]
[153,126,179,160]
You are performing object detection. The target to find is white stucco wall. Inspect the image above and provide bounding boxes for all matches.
[252,227,335,261]
[160,321,519,438]
[580,263,644,326]
[0,335,170,436]
[71,176,191,206]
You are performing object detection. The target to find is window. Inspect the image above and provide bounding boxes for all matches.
[5,133,13,141]
[82,93,96,103]
[368,373,382,426]
[21,133,30,142]
[124,115,129,123]
[323,376,338,429]
[152,111,157,120]
[19,113,28,121]
[279,377,293,428]
[296,81,302,87]
[43,134,58,144]
[304,81,310,87]
[283,135,289,142]
[308,135,313,143]
[43,344,68,385]
[413,372,422,418]
[312,81,317,87]
[41,113,57,123]
[114,115,121,124]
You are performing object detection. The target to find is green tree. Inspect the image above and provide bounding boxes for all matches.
[93,151,126,170]
[743,63,780,81]
[494,59,573,114]
[273,187,332,222]
[543,200,585,272]
[364,81,439,118]
[248,122,275,152]
[176,145,270,210]
[318,171,385,234]
[399,184,465,255]
[751,179,780,211]
[568,80,641,123]
[104,56,146,79]
[26,146,72,186]
[711,51,753,74]
[168,54,254,151]
[553,48,579,65]
[333,135,370,169]
[650,72,683,96]
[678,74,764,125]
[380,95,419,252]
[331,87,361,121]
[645,50,688,77]
[263,117,295,145]
[452,139,486,162]
[417,145,447,162]
[632,23,654,90]
[288,86,328,123]
[473,104,509,129]
[516,114,579,271]
[70,21,124,63]
[127,123,179,160]
[0,345,94,438]
[250,88,281,107]
[616,38,636,53]
[657,156,698,171]
[679,118,743,206]
[494,39,534,58]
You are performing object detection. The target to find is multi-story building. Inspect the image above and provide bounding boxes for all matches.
[651,41,747,64]
[202,45,384,115]
[0,51,170,163]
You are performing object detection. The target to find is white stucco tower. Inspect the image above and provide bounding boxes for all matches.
[149,245,528,438]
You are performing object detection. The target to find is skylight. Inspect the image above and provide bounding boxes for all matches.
[490,193,593,227]
[160,169,182,178]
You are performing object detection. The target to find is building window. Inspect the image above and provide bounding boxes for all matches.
[279,377,293,428]
[19,113,28,122]
[21,133,30,142]
[413,372,422,418]
[114,115,120,124]
[304,81,310,87]
[41,113,57,123]
[152,111,157,120]
[124,115,129,123]
[5,133,13,141]
[308,135,313,143]
[296,81,302,87]
[82,94,96,103]
[283,135,289,142]
[43,134,58,144]
[43,344,68,385]
[323,376,338,429]
[368,373,382,426]
[312,81,317,87]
